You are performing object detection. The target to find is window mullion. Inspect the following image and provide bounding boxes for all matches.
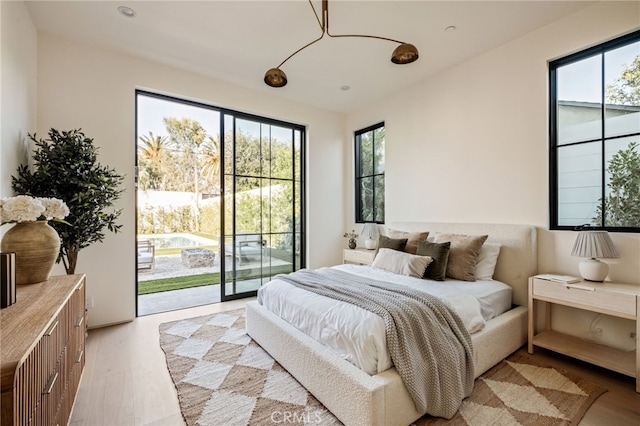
[600,53,606,228]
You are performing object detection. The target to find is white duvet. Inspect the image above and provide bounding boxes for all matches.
[257,264,512,375]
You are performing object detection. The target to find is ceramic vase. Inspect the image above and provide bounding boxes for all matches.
[0,221,60,285]
[348,239,357,249]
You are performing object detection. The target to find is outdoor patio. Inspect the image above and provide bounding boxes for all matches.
[138,252,222,281]
[137,253,291,316]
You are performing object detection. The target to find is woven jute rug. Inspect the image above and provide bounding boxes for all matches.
[159,308,606,426]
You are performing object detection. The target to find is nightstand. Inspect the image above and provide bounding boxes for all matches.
[343,248,376,265]
[528,275,640,392]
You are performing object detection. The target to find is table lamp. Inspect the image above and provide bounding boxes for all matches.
[360,223,379,250]
[571,230,619,282]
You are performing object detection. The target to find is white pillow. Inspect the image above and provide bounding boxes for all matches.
[474,243,501,280]
[371,248,432,278]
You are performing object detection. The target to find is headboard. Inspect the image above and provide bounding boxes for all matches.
[386,222,538,307]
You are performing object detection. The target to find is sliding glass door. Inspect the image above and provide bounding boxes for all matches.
[136,90,304,313]
[220,114,304,301]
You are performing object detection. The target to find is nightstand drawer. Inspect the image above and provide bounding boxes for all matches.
[343,249,376,265]
[533,279,636,317]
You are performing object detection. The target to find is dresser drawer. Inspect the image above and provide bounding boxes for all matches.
[533,279,636,317]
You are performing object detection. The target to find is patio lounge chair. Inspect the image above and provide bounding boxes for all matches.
[137,240,155,271]
[224,234,263,264]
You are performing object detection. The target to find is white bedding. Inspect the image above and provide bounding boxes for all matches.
[257,264,512,375]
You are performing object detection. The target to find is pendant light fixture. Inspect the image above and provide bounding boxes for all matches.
[264,0,419,88]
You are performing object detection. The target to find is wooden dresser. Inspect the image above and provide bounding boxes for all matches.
[1,274,86,426]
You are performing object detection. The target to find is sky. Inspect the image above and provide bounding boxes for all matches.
[137,94,221,141]
[136,93,296,147]
[558,40,639,104]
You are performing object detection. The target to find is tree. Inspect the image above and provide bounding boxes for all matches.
[138,131,170,190]
[200,134,221,195]
[593,141,640,227]
[12,129,124,274]
[607,54,640,105]
[163,117,207,230]
[597,53,640,228]
[232,130,263,180]
[163,117,207,190]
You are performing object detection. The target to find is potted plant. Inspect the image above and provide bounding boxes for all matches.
[11,129,125,274]
[343,230,358,249]
[0,195,70,284]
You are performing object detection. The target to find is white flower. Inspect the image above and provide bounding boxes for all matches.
[38,197,70,220]
[0,195,69,225]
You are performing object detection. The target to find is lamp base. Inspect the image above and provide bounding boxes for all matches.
[364,238,376,250]
[578,258,609,282]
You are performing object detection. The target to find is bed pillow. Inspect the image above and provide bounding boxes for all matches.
[375,235,408,256]
[416,240,451,281]
[475,243,501,280]
[371,248,433,278]
[432,233,488,281]
[386,229,429,254]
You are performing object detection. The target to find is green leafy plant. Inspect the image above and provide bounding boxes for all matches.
[12,129,125,274]
[593,141,640,227]
[343,230,358,240]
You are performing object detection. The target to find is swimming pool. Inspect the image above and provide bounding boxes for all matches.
[140,233,218,249]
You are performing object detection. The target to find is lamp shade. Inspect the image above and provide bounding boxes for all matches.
[571,231,619,259]
[361,223,379,250]
[571,231,618,282]
[391,43,419,64]
[264,68,288,88]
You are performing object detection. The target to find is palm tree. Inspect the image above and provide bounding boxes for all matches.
[138,132,170,190]
[201,135,221,195]
[138,132,169,160]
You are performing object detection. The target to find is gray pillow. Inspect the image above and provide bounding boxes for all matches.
[386,229,429,254]
[375,236,408,257]
[432,233,488,281]
[416,240,451,281]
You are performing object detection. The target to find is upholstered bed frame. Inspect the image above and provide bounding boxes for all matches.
[246,222,537,426]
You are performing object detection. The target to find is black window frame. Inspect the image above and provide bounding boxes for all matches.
[549,29,640,233]
[354,122,385,224]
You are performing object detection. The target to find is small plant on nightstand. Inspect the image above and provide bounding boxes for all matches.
[343,230,358,249]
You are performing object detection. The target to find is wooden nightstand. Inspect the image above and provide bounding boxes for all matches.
[528,275,640,392]
[343,248,376,265]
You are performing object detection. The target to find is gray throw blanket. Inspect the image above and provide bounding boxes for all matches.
[267,268,474,419]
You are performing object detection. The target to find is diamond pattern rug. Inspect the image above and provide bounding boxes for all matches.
[159,308,606,426]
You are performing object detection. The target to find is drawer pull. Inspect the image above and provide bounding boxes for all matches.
[75,316,84,327]
[43,372,58,394]
[75,350,84,363]
[564,284,595,292]
[45,320,59,336]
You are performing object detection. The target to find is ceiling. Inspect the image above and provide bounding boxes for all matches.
[25,1,597,113]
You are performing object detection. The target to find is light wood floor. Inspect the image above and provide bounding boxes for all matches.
[70,299,640,425]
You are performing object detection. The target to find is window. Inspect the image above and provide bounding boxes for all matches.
[550,30,640,232]
[136,90,305,306]
[355,122,385,223]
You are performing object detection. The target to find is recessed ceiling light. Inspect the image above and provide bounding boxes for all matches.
[340,85,351,91]
[445,25,457,32]
[117,6,136,18]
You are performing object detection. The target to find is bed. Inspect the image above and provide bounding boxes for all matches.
[246,222,537,426]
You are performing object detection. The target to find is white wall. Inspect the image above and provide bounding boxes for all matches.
[346,2,640,349]
[12,1,640,333]
[0,0,37,237]
[37,35,345,327]
[346,1,640,285]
